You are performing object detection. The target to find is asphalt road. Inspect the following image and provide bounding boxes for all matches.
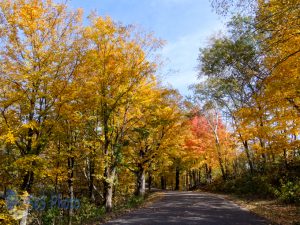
[104,191,269,225]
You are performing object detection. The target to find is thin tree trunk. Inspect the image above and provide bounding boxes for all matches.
[148,171,152,191]
[293,134,297,157]
[283,148,289,169]
[20,197,30,225]
[243,140,254,174]
[161,176,166,190]
[185,171,189,190]
[189,171,193,189]
[68,157,75,225]
[20,187,30,225]
[259,138,267,162]
[175,167,180,191]
[21,171,34,192]
[259,111,267,170]
[55,141,61,193]
[205,164,212,184]
[88,156,95,201]
[192,170,196,188]
[215,137,226,181]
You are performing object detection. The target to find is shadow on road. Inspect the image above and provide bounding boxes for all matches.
[104,191,269,225]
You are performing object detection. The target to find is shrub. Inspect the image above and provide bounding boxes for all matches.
[125,196,144,209]
[38,207,61,225]
[274,180,300,204]
[74,198,105,224]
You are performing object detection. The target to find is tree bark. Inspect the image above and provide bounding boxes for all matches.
[205,164,212,184]
[135,166,145,197]
[21,171,34,193]
[243,140,254,174]
[189,171,193,189]
[104,166,115,212]
[68,157,74,225]
[175,167,180,191]
[283,148,289,169]
[214,135,227,181]
[88,157,95,201]
[192,170,197,188]
[161,176,166,190]
[148,171,152,191]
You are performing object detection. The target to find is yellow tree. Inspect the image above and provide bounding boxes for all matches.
[257,0,300,166]
[82,16,162,211]
[257,0,300,112]
[124,87,184,196]
[0,0,84,193]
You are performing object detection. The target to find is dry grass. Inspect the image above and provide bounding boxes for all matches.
[217,193,300,225]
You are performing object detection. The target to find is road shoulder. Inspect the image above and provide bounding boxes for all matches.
[88,191,164,225]
[202,191,300,225]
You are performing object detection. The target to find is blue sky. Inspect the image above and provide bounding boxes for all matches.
[68,0,225,96]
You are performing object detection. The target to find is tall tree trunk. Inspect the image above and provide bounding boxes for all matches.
[189,171,193,189]
[19,130,38,225]
[215,138,226,181]
[135,166,145,197]
[192,170,197,188]
[185,172,189,190]
[175,167,180,190]
[88,156,95,201]
[293,134,297,157]
[68,157,75,225]
[148,171,152,191]
[20,193,30,225]
[205,164,212,184]
[102,109,115,212]
[232,157,238,177]
[104,166,115,212]
[243,140,254,174]
[161,176,166,190]
[21,171,34,192]
[283,148,289,169]
[205,112,226,180]
[259,112,267,171]
[259,138,267,171]
[55,141,61,193]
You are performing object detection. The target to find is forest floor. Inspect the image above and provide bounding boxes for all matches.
[214,192,300,225]
[98,191,270,225]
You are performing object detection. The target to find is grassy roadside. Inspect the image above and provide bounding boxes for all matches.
[211,192,300,225]
[86,191,164,225]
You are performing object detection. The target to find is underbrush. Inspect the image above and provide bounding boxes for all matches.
[1,193,148,225]
[203,170,300,204]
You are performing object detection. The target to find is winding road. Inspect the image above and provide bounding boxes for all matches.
[104,191,269,225]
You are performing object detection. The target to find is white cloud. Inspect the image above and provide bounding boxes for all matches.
[159,22,225,95]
